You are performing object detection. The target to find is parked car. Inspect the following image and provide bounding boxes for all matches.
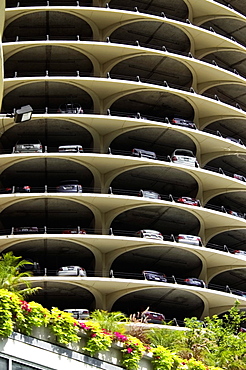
[226,137,242,145]
[56,266,87,277]
[227,210,245,218]
[56,180,82,193]
[62,228,86,234]
[57,103,83,114]
[141,311,165,324]
[232,250,246,258]
[143,270,167,282]
[58,145,83,153]
[135,229,163,241]
[1,185,31,193]
[183,277,206,288]
[170,149,199,168]
[230,289,246,298]
[169,117,196,129]
[14,139,43,153]
[20,258,41,275]
[176,196,199,206]
[176,234,202,246]
[233,173,246,182]
[13,226,39,234]
[132,148,157,160]
[138,190,161,200]
[63,308,90,320]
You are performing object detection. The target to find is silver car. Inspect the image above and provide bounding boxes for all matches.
[56,266,86,277]
[63,309,90,320]
[135,229,163,241]
[138,190,161,199]
[132,148,157,160]
[170,149,199,168]
[14,139,43,153]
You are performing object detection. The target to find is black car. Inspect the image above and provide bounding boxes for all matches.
[57,103,83,114]
[183,277,206,288]
[143,270,167,282]
[56,180,82,193]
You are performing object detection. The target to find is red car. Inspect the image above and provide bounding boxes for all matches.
[62,228,86,234]
[176,196,200,206]
[141,311,165,324]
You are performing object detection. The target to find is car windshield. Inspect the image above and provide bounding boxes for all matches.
[59,180,79,185]
[174,150,195,157]
[16,139,40,144]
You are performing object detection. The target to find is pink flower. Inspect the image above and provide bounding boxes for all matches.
[114,332,127,342]
[90,333,97,338]
[127,347,133,353]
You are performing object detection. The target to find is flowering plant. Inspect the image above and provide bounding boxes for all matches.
[15,300,50,335]
[121,335,147,370]
[48,307,80,345]
[81,321,113,356]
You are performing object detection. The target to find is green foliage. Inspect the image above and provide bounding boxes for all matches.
[15,301,50,336]
[0,289,49,337]
[147,327,185,351]
[121,335,146,370]
[151,345,179,370]
[89,309,128,333]
[48,307,80,345]
[0,289,22,337]
[81,321,113,356]
[0,252,41,297]
[183,303,246,369]
[0,289,245,370]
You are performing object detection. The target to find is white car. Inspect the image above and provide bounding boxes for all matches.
[63,309,90,320]
[135,229,163,241]
[170,149,199,168]
[56,266,86,277]
[232,250,246,258]
[176,234,202,246]
[58,145,83,153]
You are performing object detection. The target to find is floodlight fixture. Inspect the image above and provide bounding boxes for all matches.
[14,105,33,123]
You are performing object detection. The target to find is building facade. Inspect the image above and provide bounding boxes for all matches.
[0,0,246,324]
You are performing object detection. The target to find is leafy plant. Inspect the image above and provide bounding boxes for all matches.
[121,335,147,370]
[151,345,179,370]
[0,252,41,297]
[81,321,113,356]
[15,300,50,335]
[0,289,22,337]
[48,307,80,345]
[89,309,128,333]
[147,327,185,350]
